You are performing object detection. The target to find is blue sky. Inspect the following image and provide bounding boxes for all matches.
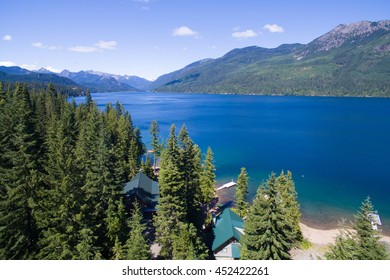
[1,0,389,80]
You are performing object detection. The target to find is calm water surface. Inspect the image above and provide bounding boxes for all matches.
[73,92,390,231]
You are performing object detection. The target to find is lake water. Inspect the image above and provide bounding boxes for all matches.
[73,92,390,232]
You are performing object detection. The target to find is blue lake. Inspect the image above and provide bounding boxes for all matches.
[73,92,390,231]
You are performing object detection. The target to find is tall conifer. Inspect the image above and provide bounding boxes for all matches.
[241,174,292,260]
[125,202,150,260]
[235,167,249,217]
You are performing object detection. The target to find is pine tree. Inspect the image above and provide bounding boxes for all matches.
[172,222,207,260]
[74,105,110,258]
[241,174,292,260]
[149,120,161,171]
[141,154,156,180]
[37,101,79,259]
[125,202,150,260]
[353,197,388,259]
[0,85,40,259]
[325,222,359,260]
[326,197,388,260]
[154,124,208,258]
[199,147,216,208]
[178,125,203,230]
[276,171,302,243]
[154,150,186,258]
[235,167,249,217]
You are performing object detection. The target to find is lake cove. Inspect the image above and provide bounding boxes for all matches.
[73,92,390,232]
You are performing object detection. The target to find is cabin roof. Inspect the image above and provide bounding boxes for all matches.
[212,208,244,252]
[123,171,159,196]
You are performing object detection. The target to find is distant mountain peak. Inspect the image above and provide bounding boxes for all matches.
[305,20,390,54]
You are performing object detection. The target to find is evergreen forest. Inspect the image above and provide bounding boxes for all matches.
[0,83,388,260]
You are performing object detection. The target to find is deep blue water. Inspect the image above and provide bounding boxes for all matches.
[73,92,390,231]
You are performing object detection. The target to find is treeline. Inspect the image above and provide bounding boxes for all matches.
[0,83,144,259]
[0,75,85,97]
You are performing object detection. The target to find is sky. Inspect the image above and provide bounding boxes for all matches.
[1,0,389,80]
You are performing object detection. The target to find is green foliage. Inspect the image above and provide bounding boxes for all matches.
[326,197,389,260]
[241,171,302,260]
[199,147,216,207]
[154,124,207,259]
[0,84,144,259]
[124,202,150,260]
[149,120,162,170]
[141,154,156,181]
[156,29,390,97]
[235,167,249,217]
[172,222,208,260]
[0,84,40,259]
[276,171,302,244]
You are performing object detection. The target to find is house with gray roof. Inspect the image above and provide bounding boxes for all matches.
[123,171,159,211]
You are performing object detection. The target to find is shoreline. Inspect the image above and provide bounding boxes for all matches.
[300,221,390,244]
[294,221,390,260]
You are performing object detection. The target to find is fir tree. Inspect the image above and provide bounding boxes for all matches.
[241,174,292,260]
[172,222,207,260]
[154,125,208,258]
[325,197,389,260]
[199,147,216,208]
[0,85,40,259]
[276,171,302,243]
[235,167,249,217]
[353,197,388,259]
[37,101,79,259]
[141,153,156,180]
[326,197,388,260]
[149,120,161,171]
[125,202,150,260]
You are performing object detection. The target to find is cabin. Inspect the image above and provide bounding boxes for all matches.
[123,171,159,212]
[212,208,244,260]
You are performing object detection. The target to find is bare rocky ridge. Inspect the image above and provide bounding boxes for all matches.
[297,20,390,58]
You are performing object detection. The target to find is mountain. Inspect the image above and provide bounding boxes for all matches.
[150,58,214,90]
[153,20,390,97]
[0,66,85,96]
[59,70,141,93]
[83,71,152,91]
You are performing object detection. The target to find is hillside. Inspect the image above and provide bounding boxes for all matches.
[59,70,141,93]
[153,20,390,96]
[0,66,85,96]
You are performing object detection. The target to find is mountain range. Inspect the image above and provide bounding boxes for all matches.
[1,20,389,97]
[154,20,390,96]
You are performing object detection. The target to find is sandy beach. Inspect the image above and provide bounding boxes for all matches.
[291,222,390,260]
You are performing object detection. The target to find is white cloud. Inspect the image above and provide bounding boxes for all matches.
[45,66,61,73]
[232,29,258,39]
[0,61,16,67]
[172,26,199,37]
[32,42,61,50]
[69,40,117,53]
[94,40,117,50]
[68,46,99,53]
[263,24,284,33]
[21,63,40,71]
[3,35,12,41]
[32,42,44,48]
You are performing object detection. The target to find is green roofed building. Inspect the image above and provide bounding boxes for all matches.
[212,208,244,260]
[123,171,159,212]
